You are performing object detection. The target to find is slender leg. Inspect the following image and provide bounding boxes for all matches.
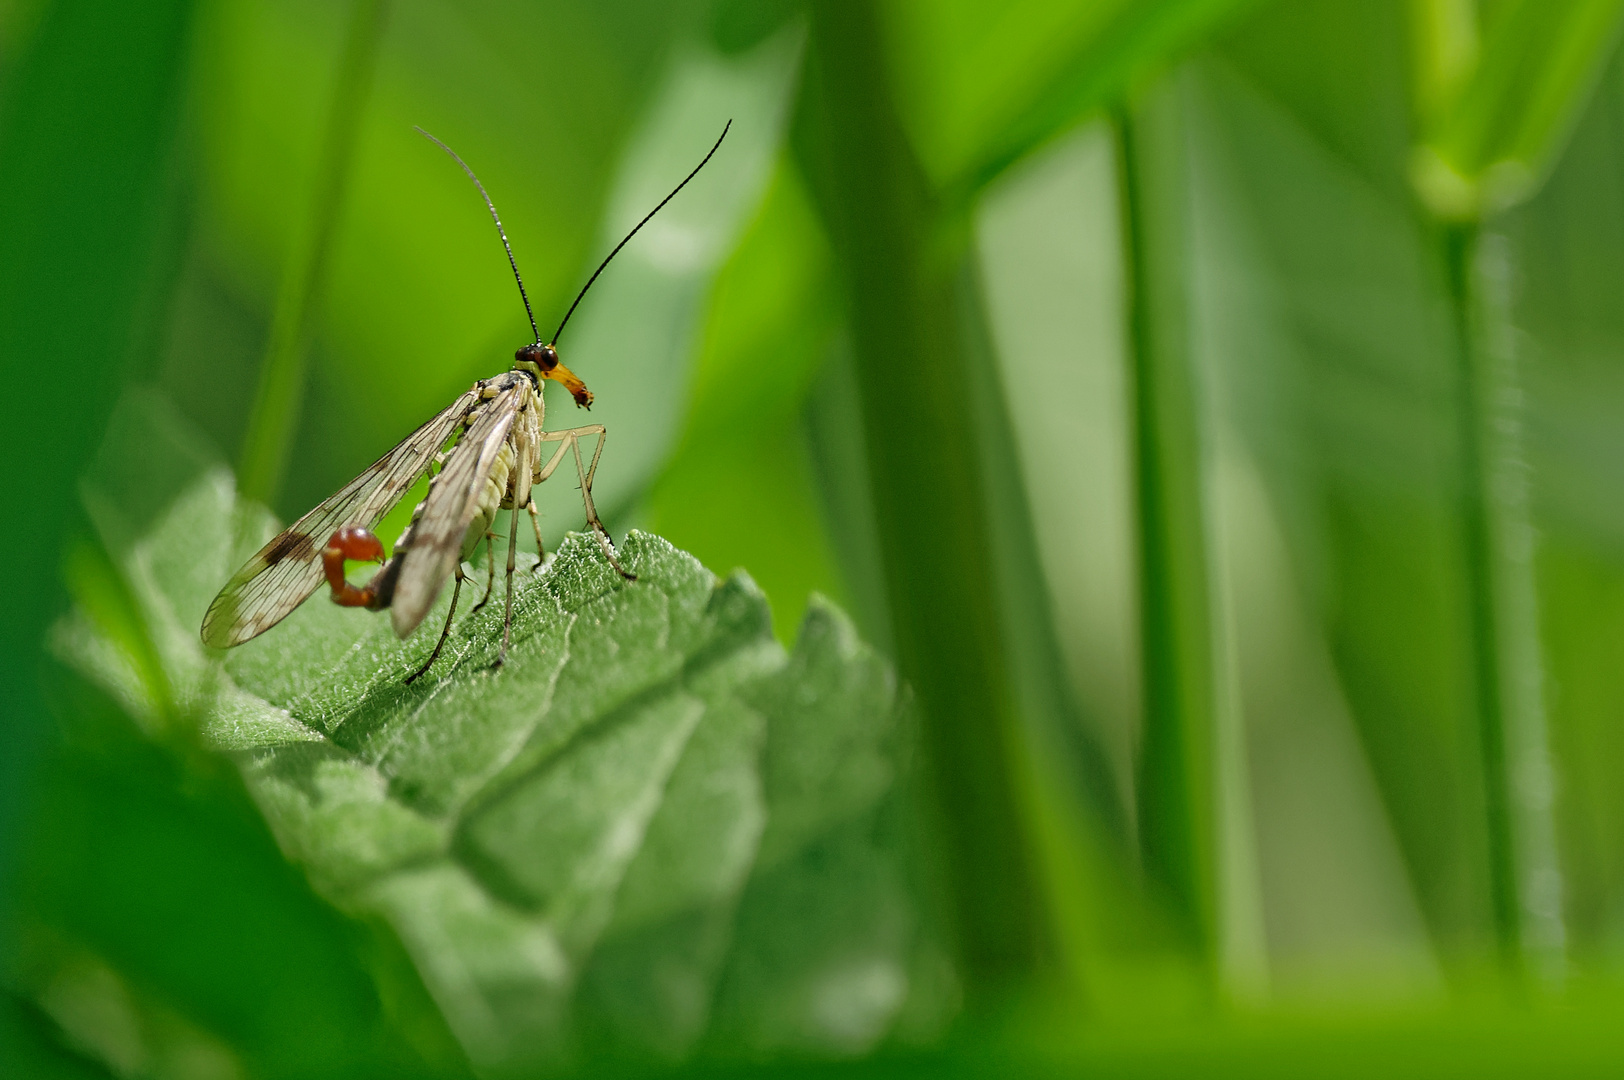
[527,502,547,569]
[572,435,634,580]
[537,426,635,580]
[495,497,522,669]
[405,569,463,684]
[533,437,573,484]
[471,533,496,614]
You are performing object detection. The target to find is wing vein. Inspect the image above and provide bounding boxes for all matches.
[201,387,482,648]
[388,385,523,637]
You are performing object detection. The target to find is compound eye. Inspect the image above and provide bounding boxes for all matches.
[538,344,559,370]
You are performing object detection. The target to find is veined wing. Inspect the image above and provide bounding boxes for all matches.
[389,384,522,638]
[201,387,481,648]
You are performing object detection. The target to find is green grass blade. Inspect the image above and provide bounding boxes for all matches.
[1114,92,1217,965]
[959,252,1145,1000]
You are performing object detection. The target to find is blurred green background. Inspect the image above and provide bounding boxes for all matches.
[10,0,1624,1075]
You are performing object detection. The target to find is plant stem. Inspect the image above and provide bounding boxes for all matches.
[1112,98,1217,965]
[1442,221,1522,971]
[795,0,1048,999]
[238,0,388,506]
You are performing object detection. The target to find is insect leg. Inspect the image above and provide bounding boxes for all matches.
[471,533,496,614]
[405,569,463,684]
[527,503,546,569]
[533,436,572,482]
[494,501,521,669]
[537,425,635,580]
[572,434,634,580]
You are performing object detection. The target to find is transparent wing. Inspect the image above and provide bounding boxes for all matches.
[200,387,481,648]
[389,385,522,638]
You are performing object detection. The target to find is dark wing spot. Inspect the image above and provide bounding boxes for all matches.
[263,530,317,567]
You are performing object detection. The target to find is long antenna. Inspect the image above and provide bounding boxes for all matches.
[415,126,542,343]
[551,119,731,345]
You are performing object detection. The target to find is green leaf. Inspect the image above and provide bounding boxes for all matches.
[56,398,940,1073]
[1414,0,1624,216]
[882,0,1265,197]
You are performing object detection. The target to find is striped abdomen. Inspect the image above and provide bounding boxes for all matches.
[462,438,515,560]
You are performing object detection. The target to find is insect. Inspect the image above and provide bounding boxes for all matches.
[202,121,730,682]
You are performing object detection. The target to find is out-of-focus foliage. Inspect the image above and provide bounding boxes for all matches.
[11,0,1624,1076]
[883,0,1265,193]
[1412,0,1624,217]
